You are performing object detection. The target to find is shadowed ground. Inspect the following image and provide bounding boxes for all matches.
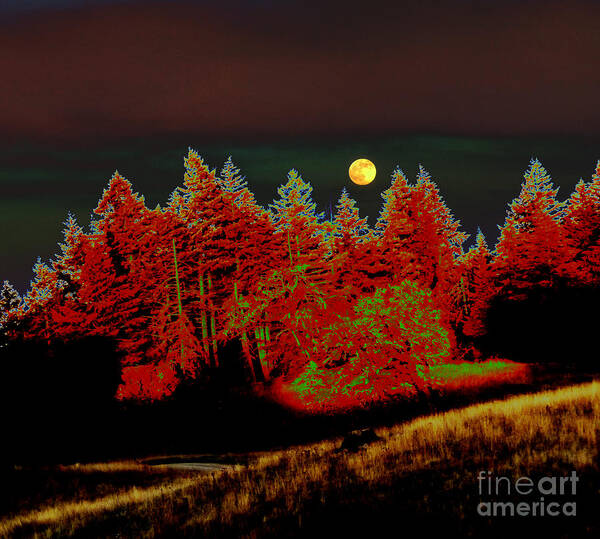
[1,379,599,537]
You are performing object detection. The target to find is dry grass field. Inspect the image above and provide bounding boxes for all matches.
[2,380,599,538]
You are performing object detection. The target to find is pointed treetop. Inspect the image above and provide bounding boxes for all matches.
[166,188,186,212]
[521,158,557,197]
[390,166,408,190]
[580,160,600,198]
[31,257,54,281]
[415,165,468,253]
[415,165,440,198]
[22,257,57,309]
[218,156,246,192]
[472,227,489,252]
[0,280,22,311]
[591,159,600,184]
[0,280,22,327]
[505,158,564,225]
[174,148,220,211]
[269,169,324,231]
[458,228,491,277]
[495,158,568,270]
[164,149,221,217]
[217,155,262,211]
[333,187,370,242]
[55,212,83,263]
[416,164,439,193]
[416,164,430,182]
[94,171,146,217]
[563,162,600,239]
[183,148,217,187]
[375,166,410,233]
[61,212,82,240]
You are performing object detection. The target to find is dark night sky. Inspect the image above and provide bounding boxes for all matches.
[2,0,600,139]
[1,0,600,291]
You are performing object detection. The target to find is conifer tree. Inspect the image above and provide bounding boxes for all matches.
[0,281,21,316]
[249,169,339,376]
[0,281,22,343]
[494,158,568,296]
[93,171,148,231]
[51,213,84,297]
[218,155,246,194]
[562,161,600,285]
[23,259,59,313]
[375,166,411,235]
[359,167,414,288]
[268,169,328,295]
[327,187,373,293]
[373,166,460,290]
[452,229,495,340]
[18,259,61,343]
[16,214,96,345]
[333,187,371,246]
[78,173,180,397]
[6,152,491,403]
[92,171,150,277]
[169,149,282,383]
[415,165,468,257]
[269,169,325,244]
[218,156,261,211]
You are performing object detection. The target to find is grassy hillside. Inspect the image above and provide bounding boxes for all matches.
[2,380,599,537]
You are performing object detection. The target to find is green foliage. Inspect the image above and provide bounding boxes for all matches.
[284,280,452,411]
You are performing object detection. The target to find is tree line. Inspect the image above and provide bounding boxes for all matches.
[1,151,599,408]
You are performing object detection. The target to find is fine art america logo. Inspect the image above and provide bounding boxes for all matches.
[477,471,578,517]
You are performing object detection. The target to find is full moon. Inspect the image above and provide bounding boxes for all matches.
[349,158,376,185]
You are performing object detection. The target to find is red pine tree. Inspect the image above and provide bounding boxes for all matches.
[0,280,22,342]
[218,155,262,212]
[451,229,495,341]
[561,160,600,285]
[372,166,465,293]
[494,158,568,297]
[332,187,371,248]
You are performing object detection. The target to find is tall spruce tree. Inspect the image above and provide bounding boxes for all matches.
[452,229,495,341]
[218,155,261,211]
[332,187,371,245]
[562,160,600,285]
[372,166,462,291]
[494,158,568,296]
[0,281,22,344]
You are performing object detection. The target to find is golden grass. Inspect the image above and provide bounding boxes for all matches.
[354,379,599,479]
[0,477,197,536]
[3,380,599,537]
[56,460,149,473]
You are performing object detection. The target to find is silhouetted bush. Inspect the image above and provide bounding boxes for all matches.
[482,284,600,369]
[1,335,122,464]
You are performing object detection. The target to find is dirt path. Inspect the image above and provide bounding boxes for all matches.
[140,455,243,473]
[153,462,232,472]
